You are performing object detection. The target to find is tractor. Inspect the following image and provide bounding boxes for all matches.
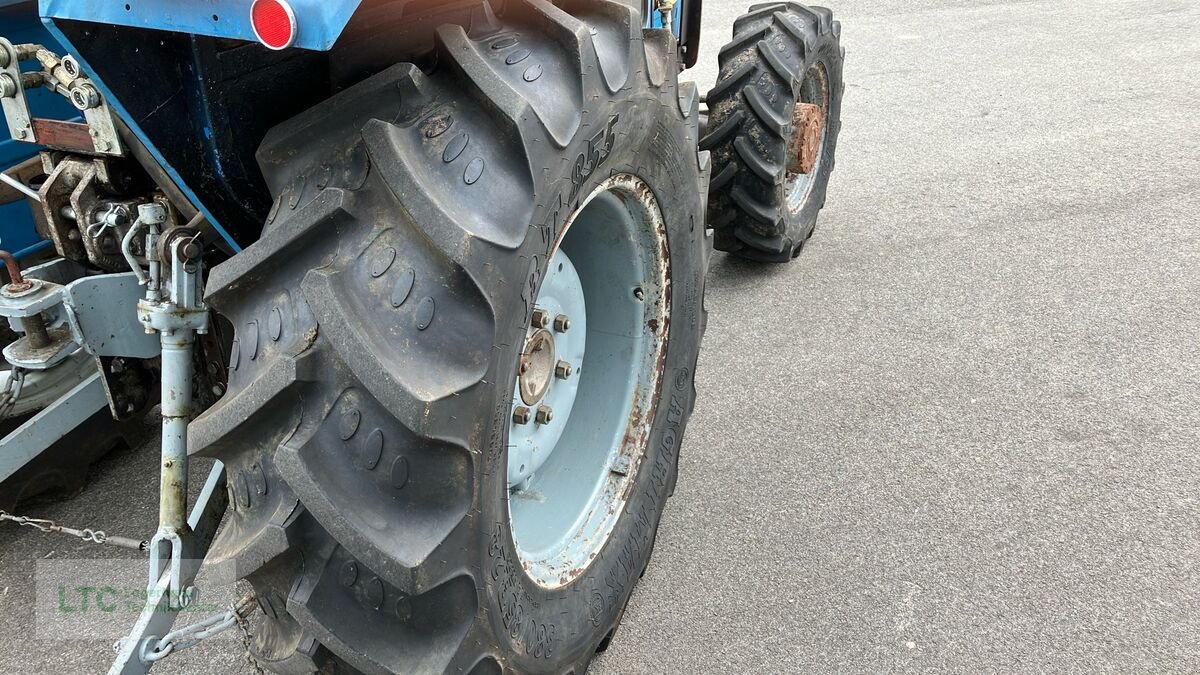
[0,0,843,672]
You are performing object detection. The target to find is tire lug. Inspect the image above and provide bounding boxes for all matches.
[553,314,571,332]
[513,406,532,425]
[531,308,550,329]
[535,405,554,425]
[555,360,572,380]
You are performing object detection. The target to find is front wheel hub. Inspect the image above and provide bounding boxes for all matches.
[786,62,832,212]
[789,102,826,176]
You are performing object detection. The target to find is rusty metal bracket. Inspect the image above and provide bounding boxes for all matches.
[0,37,122,156]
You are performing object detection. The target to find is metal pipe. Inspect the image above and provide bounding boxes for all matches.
[121,218,149,286]
[0,172,40,203]
[139,206,208,612]
[0,250,32,293]
[158,330,193,531]
[14,43,46,60]
[145,224,161,302]
[19,314,50,349]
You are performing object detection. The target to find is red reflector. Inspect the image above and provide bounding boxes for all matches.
[251,0,297,50]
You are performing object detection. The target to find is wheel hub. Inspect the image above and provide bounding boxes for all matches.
[506,174,670,589]
[518,328,557,405]
[508,250,586,490]
[786,62,832,212]
[788,102,825,176]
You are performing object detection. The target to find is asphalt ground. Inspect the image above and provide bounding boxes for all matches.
[2,0,1198,672]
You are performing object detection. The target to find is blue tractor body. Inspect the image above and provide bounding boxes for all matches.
[41,1,686,51]
[34,0,698,251]
[41,0,367,51]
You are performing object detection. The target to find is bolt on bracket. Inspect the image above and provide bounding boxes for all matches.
[0,36,123,156]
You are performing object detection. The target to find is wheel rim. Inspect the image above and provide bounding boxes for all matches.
[786,61,831,213]
[508,174,670,589]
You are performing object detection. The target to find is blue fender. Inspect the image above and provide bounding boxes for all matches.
[41,1,681,52]
[40,0,364,52]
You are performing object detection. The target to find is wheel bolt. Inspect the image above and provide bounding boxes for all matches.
[531,308,550,329]
[535,405,554,425]
[555,360,572,380]
[553,314,571,332]
[513,406,532,425]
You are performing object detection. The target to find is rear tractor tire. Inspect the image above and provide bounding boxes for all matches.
[190,1,710,673]
[702,2,845,262]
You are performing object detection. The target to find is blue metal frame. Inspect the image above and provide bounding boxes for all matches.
[41,0,364,51]
[43,1,682,52]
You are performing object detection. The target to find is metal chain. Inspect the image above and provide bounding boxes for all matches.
[233,594,268,675]
[143,592,259,663]
[0,510,149,551]
[4,508,268,670]
[0,367,26,420]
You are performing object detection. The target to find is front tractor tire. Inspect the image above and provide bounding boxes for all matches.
[702,3,845,262]
[189,2,709,673]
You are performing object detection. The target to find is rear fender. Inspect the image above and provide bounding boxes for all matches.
[40,0,362,51]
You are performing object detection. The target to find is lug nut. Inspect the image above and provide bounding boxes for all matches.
[555,360,572,380]
[512,406,532,425]
[553,314,571,332]
[531,308,550,329]
[535,405,554,425]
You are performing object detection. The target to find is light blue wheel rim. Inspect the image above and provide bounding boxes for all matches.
[508,175,670,589]
[507,251,586,490]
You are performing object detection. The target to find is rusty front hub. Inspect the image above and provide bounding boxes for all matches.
[785,63,832,213]
[788,102,826,176]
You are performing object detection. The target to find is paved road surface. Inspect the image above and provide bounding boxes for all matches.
[1,0,1197,672]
